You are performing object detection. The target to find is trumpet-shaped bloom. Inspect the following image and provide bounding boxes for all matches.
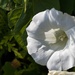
[26,8,75,70]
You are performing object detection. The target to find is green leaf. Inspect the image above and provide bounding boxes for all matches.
[8,7,23,28]
[14,5,32,34]
[12,2,33,48]
[14,33,26,50]
[0,8,9,41]
[22,30,27,46]
[7,43,15,52]
[19,48,27,58]
[0,0,8,9]
[2,62,16,75]
[15,70,24,75]
[13,0,24,5]
[32,0,60,14]
[59,0,74,14]
[0,0,15,11]
[0,8,7,26]
[13,49,23,59]
[22,62,45,75]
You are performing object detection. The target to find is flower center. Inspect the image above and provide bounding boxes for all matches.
[45,28,68,50]
[54,28,67,43]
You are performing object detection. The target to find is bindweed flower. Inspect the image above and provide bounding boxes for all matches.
[26,8,75,71]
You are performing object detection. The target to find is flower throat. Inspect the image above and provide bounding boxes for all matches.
[45,28,68,50]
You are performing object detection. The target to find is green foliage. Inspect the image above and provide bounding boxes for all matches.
[59,0,74,14]
[8,7,23,28]
[2,62,16,75]
[0,8,9,41]
[32,0,60,14]
[0,0,75,75]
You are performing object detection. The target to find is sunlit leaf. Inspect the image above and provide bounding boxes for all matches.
[7,43,15,52]
[14,33,26,49]
[13,49,23,59]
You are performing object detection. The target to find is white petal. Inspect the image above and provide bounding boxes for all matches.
[61,50,75,70]
[66,26,75,58]
[27,37,41,54]
[26,10,52,40]
[47,51,62,70]
[48,8,75,31]
[47,26,75,70]
[47,50,75,70]
[26,21,45,40]
[27,37,54,65]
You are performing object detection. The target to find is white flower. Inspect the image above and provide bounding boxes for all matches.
[26,8,75,71]
[48,71,75,75]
